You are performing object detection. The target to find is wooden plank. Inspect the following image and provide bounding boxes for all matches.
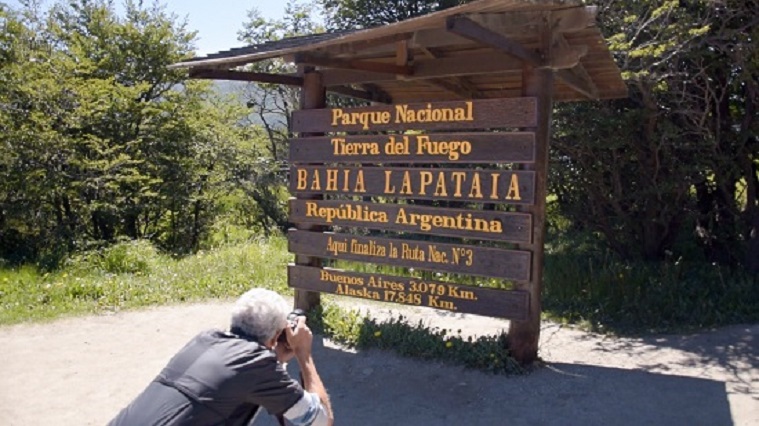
[290,166,536,205]
[294,53,414,76]
[289,199,532,243]
[292,98,537,133]
[288,230,532,282]
[320,52,523,86]
[289,132,536,164]
[288,265,529,320]
[319,32,413,56]
[188,69,303,86]
[425,78,479,99]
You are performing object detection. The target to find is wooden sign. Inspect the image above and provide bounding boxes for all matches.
[292,98,537,133]
[288,230,532,282]
[288,265,529,320]
[289,132,535,164]
[290,166,536,205]
[289,199,532,243]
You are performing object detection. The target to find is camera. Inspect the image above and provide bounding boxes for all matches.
[278,309,305,342]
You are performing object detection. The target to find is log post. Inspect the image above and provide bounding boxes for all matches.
[293,68,326,311]
[508,17,555,365]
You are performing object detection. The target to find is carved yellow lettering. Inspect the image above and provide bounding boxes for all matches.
[400,171,413,195]
[505,174,521,200]
[468,173,483,198]
[434,172,448,197]
[331,137,343,154]
[451,172,466,197]
[354,170,366,193]
[310,169,321,191]
[394,104,407,123]
[326,169,338,191]
[331,109,344,126]
[419,171,433,195]
[384,170,396,194]
[297,169,308,190]
[306,201,317,217]
[490,173,500,200]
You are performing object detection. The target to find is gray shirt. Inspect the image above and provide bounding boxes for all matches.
[109,329,304,426]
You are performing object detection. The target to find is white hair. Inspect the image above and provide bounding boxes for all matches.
[230,288,289,342]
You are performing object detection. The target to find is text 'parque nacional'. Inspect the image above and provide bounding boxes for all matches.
[331,102,473,130]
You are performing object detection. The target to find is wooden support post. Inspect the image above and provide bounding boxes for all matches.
[293,68,326,312]
[508,21,555,366]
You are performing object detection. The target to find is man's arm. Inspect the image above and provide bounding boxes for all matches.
[285,317,334,426]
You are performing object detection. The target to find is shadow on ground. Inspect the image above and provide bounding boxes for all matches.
[254,337,734,426]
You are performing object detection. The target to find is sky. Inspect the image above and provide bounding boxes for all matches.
[4,0,295,56]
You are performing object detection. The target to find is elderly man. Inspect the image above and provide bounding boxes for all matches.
[110,288,333,426]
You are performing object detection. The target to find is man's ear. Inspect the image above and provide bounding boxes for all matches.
[264,336,277,350]
[264,329,283,349]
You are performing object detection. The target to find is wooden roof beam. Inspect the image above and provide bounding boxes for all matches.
[425,78,483,99]
[553,34,598,100]
[188,69,303,86]
[293,52,413,76]
[320,51,522,86]
[446,15,543,66]
[396,40,411,67]
[556,67,598,100]
[419,46,484,99]
[465,8,597,35]
[446,14,590,70]
[361,84,393,103]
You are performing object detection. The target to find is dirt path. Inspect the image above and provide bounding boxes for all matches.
[1,300,757,425]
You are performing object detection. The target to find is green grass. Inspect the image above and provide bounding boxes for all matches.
[0,237,292,324]
[0,236,525,374]
[2,235,757,374]
[542,249,759,334]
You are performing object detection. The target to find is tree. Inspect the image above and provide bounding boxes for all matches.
[0,0,255,262]
[319,0,465,30]
[551,0,758,267]
[235,0,326,232]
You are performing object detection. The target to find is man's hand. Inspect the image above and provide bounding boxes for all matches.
[284,316,333,426]
[274,337,295,363]
[284,316,313,360]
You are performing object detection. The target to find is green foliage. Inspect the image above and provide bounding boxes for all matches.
[0,0,264,262]
[306,303,523,374]
[551,0,758,268]
[233,1,328,234]
[319,0,467,30]
[354,315,523,374]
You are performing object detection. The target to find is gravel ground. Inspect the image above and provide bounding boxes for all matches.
[0,299,756,425]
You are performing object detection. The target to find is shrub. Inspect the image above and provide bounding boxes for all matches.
[66,239,161,275]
